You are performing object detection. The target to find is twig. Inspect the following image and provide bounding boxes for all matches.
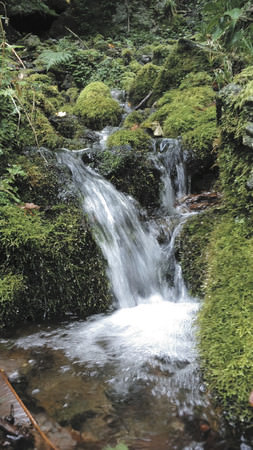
[134,90,153,110]
[0,369,59,450]
[65,26,89,49]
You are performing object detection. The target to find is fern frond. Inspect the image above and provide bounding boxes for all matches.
[37,50,73,71]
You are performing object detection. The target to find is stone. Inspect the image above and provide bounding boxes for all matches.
[243,134,253,150]
[245,122,253,137]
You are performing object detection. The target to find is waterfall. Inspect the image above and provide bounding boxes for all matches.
[151,137,188,214]
[16,139,203,423]
[56,135,191,307]
[57,150,168,308]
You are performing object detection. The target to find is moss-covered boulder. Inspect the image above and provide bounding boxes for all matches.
[128,63,161,106]
[74,81,122,130]
[106,128,152,151]
[152,39,216,101]
[0,204,111,328]
[98,129,160,209]
[143,81,217,176]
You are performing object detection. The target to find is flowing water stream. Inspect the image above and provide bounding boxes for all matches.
[0,125,252,448]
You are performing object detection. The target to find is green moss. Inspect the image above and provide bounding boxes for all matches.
[198,216,253,424]
[176,210,220,297]
[0,204,112,328]
[179,71,213,89]
[234,66,253,85]
[152,44,173,65]
[107,128,152,151]
[74,82,122,130]
[103,445,128,450]
[128,63,161,106]
[123,111,146,128]
[144,85,217,161]
[152,41,215,100]
[0,273,25,326]
[98,129,160,208]
[217,69,253,214]
[18,109,63,149]
[218,143,253,214]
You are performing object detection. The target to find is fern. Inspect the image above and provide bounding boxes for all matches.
[37,50,73,71]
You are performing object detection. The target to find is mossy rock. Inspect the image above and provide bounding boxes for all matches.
[128,63,161,106]
[123,111,146,128]
[74,81,122,130]
[107,128,152,151]
[98,129,160,209]
[175,209,220,297]
[152,43,173,65]
[18,109,63,149]
[0,204,112,328]
[198,215,253,425]
[143,84,217,166]
[151,40,216,101]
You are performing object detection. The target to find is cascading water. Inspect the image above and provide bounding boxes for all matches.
[3,130,247,448]
[57,150,167,308]
[17,140,203,412]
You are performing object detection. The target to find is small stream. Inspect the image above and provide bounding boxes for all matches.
[1,102,252,449]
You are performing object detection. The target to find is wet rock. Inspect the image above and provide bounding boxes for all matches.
[23,34,41,50]
[50,113,79,138]
[177,192,222,211]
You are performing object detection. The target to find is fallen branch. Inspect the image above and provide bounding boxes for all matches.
[134,90,153,110]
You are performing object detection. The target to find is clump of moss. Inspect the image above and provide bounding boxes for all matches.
[74,81,122,130]
[198,216,253,425]
[128,63,161,106]
[123,111,145,128]
[0,273,25,326]
[107,128,152,151]
[152,40,216,100]
[179,71,213,90]
[18,109,63,149]
[152,44,173,65]
[144,85,217,163]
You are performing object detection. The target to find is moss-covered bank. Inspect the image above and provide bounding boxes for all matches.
[198,216,253,424]
[0,156,112,329]
[195,68,253,426]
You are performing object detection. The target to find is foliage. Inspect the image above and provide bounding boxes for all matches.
[74,81,122,130]
[36,49,73,71]
[0,165,27,206]
[4,0,57,16]
[198,215,253,424]
[200,0,253,55]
